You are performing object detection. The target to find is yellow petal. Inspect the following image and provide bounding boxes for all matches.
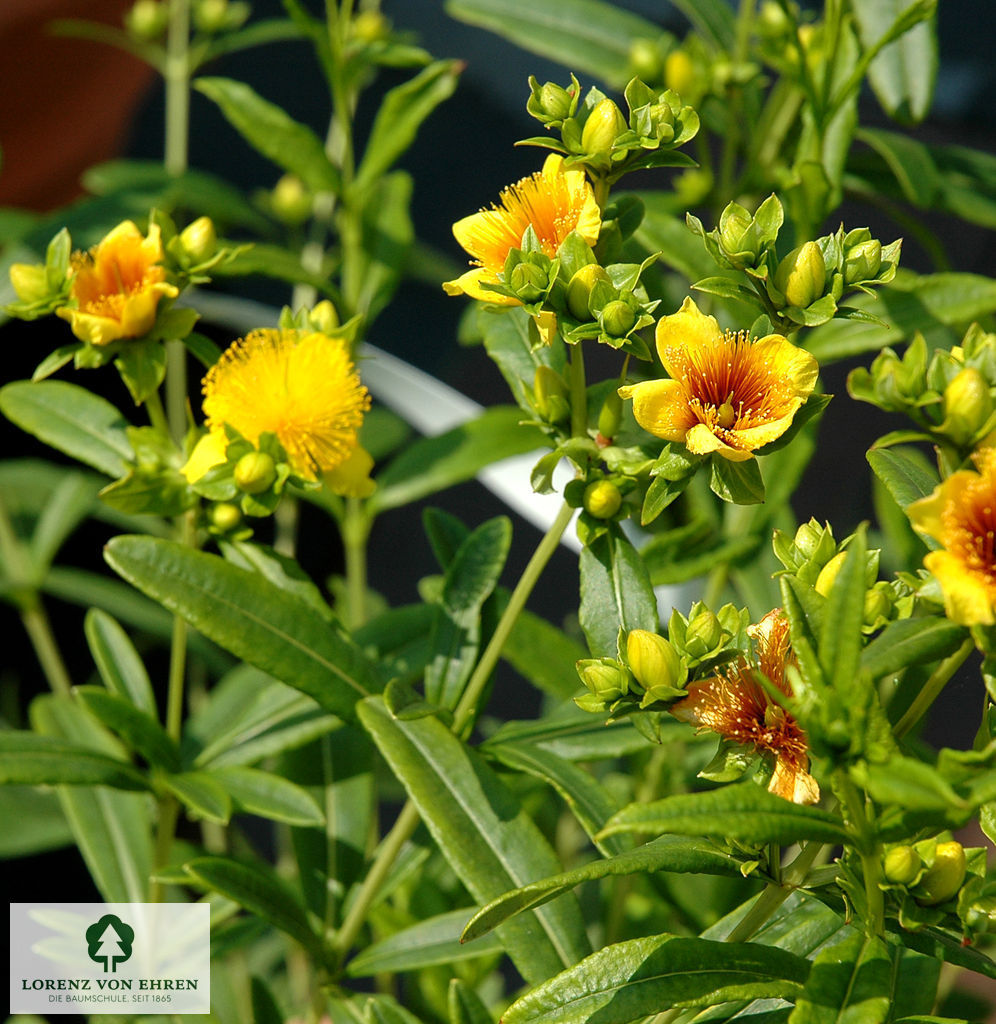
[769,756,820,805]
[924,550,996,626]
[753,334,819,397]
[685,422,725,456]
[531,309,559,346]
[619,379,694,442]
[655,296,721,370]
[323,445,376,498]
[56,307,125,347]
[907,473,972,544]
[442,267,518,305]
[182,431,229,483]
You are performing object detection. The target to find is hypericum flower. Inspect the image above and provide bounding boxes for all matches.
[670,609,819,805]
[908,447,996,625]
[56,221,178,346]
[443,154,601,303]
[618,297,819,462]
[183,329,370,484]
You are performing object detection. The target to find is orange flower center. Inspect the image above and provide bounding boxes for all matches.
[70,244,167,321]
[941,473,996,592]
[465,171,592,271]
[662,330,797,446]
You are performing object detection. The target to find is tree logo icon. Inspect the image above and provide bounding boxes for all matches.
[85,914,134,973]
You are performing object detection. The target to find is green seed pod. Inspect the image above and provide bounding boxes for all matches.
[883,845,922,886]
[774,241,826,308]
[583,480,623,519]
[234,452,278,495]
[597,390,624,440]
[210,502,243,532]
[914,841,967,906]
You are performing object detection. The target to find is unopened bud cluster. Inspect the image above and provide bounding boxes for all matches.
[848,323,996,452]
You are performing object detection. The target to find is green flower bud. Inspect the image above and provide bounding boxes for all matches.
[210,502,243,532]
[774,241,826,308]
[883,845,923,886]
[794,519,834,562]
[528,79,574,123]
[533,366,570,425]
[509,262,548,302]
[577,658,629,701]
[914,841,967,906]
[664,50,695,97]
[271,174,313,225]
[863,584,892,627]
[626,629,685,699]
[941,366,993,446]
[600,300,637,338]
[814,550,847,597]
[566,264,611,321]
[309,299,340,334]
[597,390,624,441]
[628,39,663,82]
[351,9,390,42]
[583,479,623,519]
[9,263,50,303]
[686,609,723,653]
[844,238,882,285]
[234,452,278,495]
[179,216,218,263]
[964,896,996,935]
[719,203,753,256]
[125,0,169,39]
[581,98,627,159]
[758,1,791,36]
[194,0,231,33]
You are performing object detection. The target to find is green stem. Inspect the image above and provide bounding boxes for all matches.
[331,501,575,966]
[893,638,975,740]
[568,343,588,441]
[164,0,191,177]
[0,493,73,696]
[453,501,575,737]
[836,770,884,936]
[165,511,196,741]
[717,0,756,203]
[145,387,171,438]
[150,793,181,902]
[342,499,371,630]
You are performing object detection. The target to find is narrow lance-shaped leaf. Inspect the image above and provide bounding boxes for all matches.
[194,77,341,194]
[502,933,810,1024]
[73,686,181,772]
[601,783,848,845]
[104,536,382,722]
[210,765,325,827]
[84,609,158,716]
[0,731,150,791]
[818,523,867,697]
[357,697,592,985]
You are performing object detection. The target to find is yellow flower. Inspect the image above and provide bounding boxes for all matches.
[618,297,819,462]
[443,154,601,304]
[908,447,996,625]
[185,329,370,484]
[670,609,819,805]
[57,221,178,345]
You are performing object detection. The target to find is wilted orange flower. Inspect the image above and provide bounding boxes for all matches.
[908,446,996,625]
[182,329,371,489]
[670,609,819,804]
[57,221,178,346]
[442,154,601,303]
[618,297,819,462]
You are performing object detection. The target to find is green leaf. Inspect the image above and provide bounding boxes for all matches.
[194,77,341,194]
[355,61,461,192]
[0,786,74,858]
[504,609,588,700]
[210,765,324,826]
[357,697,592,985]
[818,525,867,697]
[28,472,96,573]
[501,933,809,1024]
[710,457,766,505]
[250,976,285,1024]
[448,979,494,1024]
[860,616,967,680]
[73,686,180,772]
[787,928,892,1024]
[579,527,658,658]
[666,0,735,50]
[345,908,503,977]
[182,854,326,960]
[867,446,939,512]
[852,0,937,124]
[371,406,545,512]
[601,784,848,845]
[856,127,938,207]
[84,609,158,716]
[444,0,663,89]
[0,730,150,790]
[462,834,744,943]
[0,380,132,477]
[631,193,730,286]
[211,243,339,298]
[479,305,566,412]
[854,755,965,812]
[162,770,232,823]
[104,536,381,722]
[220,539,334,623]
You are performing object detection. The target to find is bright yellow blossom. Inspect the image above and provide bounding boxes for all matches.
[57,221,178,345]
[908,446,996,625]
[671,609,819,805]
[443,154,601,303]
[183,329,371,485]
[619,297,819,462]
